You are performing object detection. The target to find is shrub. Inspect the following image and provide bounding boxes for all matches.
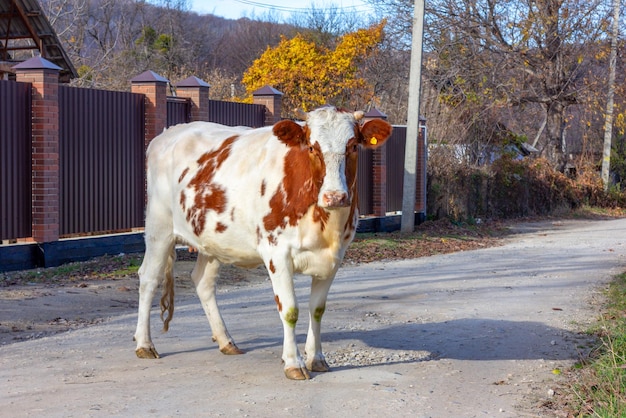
[427,154,623,221]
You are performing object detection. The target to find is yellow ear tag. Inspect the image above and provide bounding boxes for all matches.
[370,137,378,145]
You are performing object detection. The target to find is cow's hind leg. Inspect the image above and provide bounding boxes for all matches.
[192,253,243,355]
[305,276,334,372]
[135,235,175,359]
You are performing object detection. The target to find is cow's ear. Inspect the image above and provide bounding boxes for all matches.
[359,119,392,149]
[273,120,306,147]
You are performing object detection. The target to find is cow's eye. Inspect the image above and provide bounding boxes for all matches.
[309,146,314,152]
[345,138,360,154]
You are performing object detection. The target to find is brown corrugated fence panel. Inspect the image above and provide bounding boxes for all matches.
[0,80,32,241]
[58,86,145,236]
[415,125,427,213]
[357,149,374,216]
[208,100,265,127]
[167,97,191,127]
[385,126,408,212]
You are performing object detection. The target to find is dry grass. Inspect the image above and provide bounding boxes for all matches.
[545,272,626,417]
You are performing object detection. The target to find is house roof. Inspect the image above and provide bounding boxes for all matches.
[0,0,77,81]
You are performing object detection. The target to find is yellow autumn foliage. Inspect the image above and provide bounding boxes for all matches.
[242,21,386,115]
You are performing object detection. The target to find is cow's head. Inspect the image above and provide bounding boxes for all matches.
[272,106,392,209]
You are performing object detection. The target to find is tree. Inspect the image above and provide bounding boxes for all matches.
[42,0,212,89]
[241,21,386,115]
[458,1,612,169]
[369,0,615,170]
[287,3,363,44]
[42,0,160,89]
[211,18,298,92]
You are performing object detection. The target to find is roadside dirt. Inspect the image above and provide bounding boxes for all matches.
[0,259,269,346]
[0,219,507,347]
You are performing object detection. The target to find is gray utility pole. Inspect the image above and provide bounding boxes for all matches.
[601,0,621,191]
[401,0,425,233]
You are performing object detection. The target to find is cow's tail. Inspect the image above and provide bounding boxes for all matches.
[159,249,176,332]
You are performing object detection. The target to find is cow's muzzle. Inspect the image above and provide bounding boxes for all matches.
[321,191,349,208]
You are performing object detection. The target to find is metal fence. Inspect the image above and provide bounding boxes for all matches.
[208,99,265,127]
[0,79,32,241]
[167,96,191,127]
[1,68,428,271]
[1,76,419,245]
[386,126,408,212]
[356,148,374,215]
[58,85,145,236]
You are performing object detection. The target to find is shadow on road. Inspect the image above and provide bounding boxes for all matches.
[321,318,591,363]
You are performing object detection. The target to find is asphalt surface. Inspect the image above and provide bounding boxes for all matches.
[2,218,625,417]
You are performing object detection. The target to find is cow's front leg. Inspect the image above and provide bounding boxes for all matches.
[192,253,243,355]
[305,276,334,372]
[266,256,309,380]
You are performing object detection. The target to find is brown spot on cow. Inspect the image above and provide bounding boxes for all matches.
[215,222,228,233]
[184,136,237,236]
[343,137,360,233]
[256,226,262,245]
[269,259,276,274]
[195,135,238,169]
[190,184,228,236]
[263,124,326,233]
[199,184,227,213]
[267,233,277,246]
[179,191,186,211]
[274,295,283,312]
[260,180,266,197]
[263,189,287,232]
[313,206,329,231]
[178,167,189,183]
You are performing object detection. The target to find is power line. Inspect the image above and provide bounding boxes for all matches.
[229,0,373,15]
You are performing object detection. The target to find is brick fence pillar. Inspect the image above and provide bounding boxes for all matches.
[176,76,210,122]
[252,85,283,126]
[131,71,169,148]
[364,108,389,217]
[13,57,61,244]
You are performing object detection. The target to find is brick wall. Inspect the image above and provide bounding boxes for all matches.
[176,76,210,122]
[131,71,168,148]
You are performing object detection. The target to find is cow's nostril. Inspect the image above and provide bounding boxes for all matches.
[323,192,349,208]
[336,194,348,206]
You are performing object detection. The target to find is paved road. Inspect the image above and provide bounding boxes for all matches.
[2,218,625,417]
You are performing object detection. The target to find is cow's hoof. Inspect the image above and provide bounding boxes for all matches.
[284,366,311,380]
[307,358,330,372]
[136,347,160,359]
[220,342,245,355]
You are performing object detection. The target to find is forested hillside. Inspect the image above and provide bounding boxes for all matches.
[39,0,298,95]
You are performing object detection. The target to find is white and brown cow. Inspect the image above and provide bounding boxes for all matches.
[134,106,392,379]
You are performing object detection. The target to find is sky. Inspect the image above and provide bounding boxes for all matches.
[190,0,373,21]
